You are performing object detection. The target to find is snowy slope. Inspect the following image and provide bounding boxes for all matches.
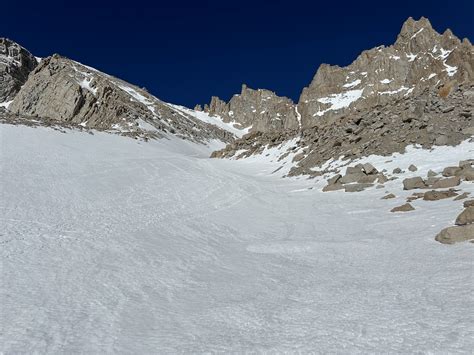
[1,124,473,353]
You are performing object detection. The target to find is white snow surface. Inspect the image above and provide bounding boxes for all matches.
[0,100,13,109]
[314,89,364,116]
[1,124,473,353]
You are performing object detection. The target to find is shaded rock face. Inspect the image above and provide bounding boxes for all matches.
[8,55,233,143]
[297,17,473,128]
[0,38,38,103]
[204,84,299,133]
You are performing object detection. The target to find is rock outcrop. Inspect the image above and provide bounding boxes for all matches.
[211,17,474,176]
[297,17,473,128]
[6,54,234,143]
[0,38,38,103]
[203,84,299,133]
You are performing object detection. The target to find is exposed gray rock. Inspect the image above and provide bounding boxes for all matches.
[464,200,474,208]
[297,17,474,128]
[344,183,373,193]
[462,127,474,135]
[391,203,415,212]
[211,18,474,176]
[203,84,299,133]
[8,55,233,144]
[362,163,378,175]
[393,168,402,174]
[455,207,474,225]
[431,176,461,189]
[322,183,344,192]
[427,169,438,177]
[340,173,366,184]
[327,174,342,185]
[435,225,474,244]
[403,177,426,190]
[408,164,418,172]
[0,38,38,103]
[459,160,474,168]
[381,193,396,199]
[423,189,458,201]
[442,166,462,177]
[454,192,470,201]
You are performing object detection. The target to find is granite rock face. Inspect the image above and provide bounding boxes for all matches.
[0,38,38,103]
[211,17,474,173]
[297,17,473,128]
[203,84,299,133]
[7,54,233,143]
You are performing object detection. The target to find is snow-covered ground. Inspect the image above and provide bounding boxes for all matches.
[1,124,473,353]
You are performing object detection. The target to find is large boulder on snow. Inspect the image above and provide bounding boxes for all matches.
[403,177,426,190]
[431,176,461,189]
[391,203,415,212]
[455,207,474,226]
[435,225,474,244]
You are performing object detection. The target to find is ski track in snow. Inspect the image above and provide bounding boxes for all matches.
[1,124,473,353]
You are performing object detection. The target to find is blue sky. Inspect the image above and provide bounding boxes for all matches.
[2,0,473,107]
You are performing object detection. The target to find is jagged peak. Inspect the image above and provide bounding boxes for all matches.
[399,16,434,36]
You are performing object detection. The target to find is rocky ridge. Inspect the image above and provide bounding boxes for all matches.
[1,45,235,143]
[200,84,299,133]
[210,17,473,175]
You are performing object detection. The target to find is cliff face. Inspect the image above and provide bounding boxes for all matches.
[203,84,299,133]
[7,54,234,143]
[0,38,38,103]
[200,17,473,136]
[297,17,473,127]
[210,17,474,175]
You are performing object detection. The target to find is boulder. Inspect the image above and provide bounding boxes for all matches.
[327,174,342,185]
[442,166,462,177]
[455,207,474,226]
[431,176,461,189]
[391,203,415,212]
[381,193,396,199]
[403,177,426,190]
[392,167,402,174]
[377,174,388,184]
[408,164,418,172]
[425,177,441,186]
[362,163,378,175]
[462,127,474,136]
[346,164,364,175]
[453,192,470,201]
[357,175,378,184]
[423,190,458,201]
[464,200,474,208]
[459,160,473,168]
[457,167,474,181]
[427,169,438,177]
[322,183,344,192]
[435,225,474,244]
[340,173,366,184]
[344,183,373,193]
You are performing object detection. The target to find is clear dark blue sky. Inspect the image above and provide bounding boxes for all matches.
[2,0,473,107]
